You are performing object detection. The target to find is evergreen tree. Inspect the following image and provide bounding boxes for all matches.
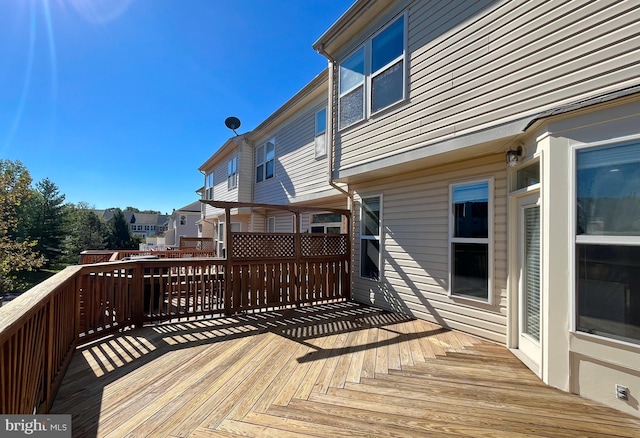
[32,178,69,267]
[0,160,45,293]
[108,208,137,249]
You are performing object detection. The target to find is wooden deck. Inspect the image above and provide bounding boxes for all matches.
[51,302,640,437]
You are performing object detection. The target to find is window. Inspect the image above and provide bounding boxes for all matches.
[267,217,276,233]
[315,108,327,158]
[449,180,492,301]
[227,156,238,189]
[575,141,640,343]
[339,47,365,128]
[256,139,275,183]
[311,213,343,234]
[205,172,214,200]
[180,215,187,226]
[360,196,381,280]
[339,14,405,129]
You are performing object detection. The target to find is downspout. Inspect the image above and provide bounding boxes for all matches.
[317,44,352,202]
[318,44,354,301]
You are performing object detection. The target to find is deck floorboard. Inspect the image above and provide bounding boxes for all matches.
[51,302,640,437]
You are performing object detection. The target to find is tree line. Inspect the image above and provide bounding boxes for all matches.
[1,159,151,294]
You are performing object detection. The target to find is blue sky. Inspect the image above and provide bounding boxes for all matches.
[0,0,353,214]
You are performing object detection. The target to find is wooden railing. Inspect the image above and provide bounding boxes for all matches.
[79,249,217,264]
[0,234,350,414]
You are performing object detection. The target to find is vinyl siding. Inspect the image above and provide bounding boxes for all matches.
[352,154,508,343]
[337,0,640,172]
[203,140,252,219]
[253,96,336,205]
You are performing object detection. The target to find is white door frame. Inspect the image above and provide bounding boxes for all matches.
[516,193,542,375]
[508,188,543,378]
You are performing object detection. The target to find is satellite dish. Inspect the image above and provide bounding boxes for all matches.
[225,116,241,136]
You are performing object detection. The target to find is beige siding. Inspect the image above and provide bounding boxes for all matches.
[253,95,337,205]
[337,0,640,171]
[352,154,508,343]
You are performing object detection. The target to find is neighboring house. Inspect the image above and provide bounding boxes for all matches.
[198,69,349,256]
[97,209,169,239]
[164,201,202,248]
[312,0,640,417]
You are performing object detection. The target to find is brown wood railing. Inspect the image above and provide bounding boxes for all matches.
[1,235,349,414]
[79,249,217,264]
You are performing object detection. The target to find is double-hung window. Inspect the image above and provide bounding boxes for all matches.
[339,14,406,130]
[575,141,640,344]
[205,172,214,200]
[256,139,275,183]
[360,196,381,280]
[449,180,492,302]
[315,108,327,158]
[227,156,238,190]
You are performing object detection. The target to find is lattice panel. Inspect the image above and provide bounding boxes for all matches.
[301,234,348,257]
[232,234,295,259]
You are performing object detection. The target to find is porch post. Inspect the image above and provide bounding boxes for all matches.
[294,211,301,305]
[224,207,232,315]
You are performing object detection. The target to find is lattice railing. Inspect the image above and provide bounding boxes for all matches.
[231,233,296,259]
[301,234,348,257]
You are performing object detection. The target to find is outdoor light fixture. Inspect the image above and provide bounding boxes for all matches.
[506,145,523,167]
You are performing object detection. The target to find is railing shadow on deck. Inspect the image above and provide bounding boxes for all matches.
[0,236,350,416]
[50,301,443,437]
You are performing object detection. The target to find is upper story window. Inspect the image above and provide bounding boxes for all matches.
[180,215,187,226]
[227,156,238,190]
[205,172,214,200]
[339,14,406,130]
[315,108,327,158]
[256,139,275,183]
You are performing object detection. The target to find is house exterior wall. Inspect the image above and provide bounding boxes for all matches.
[531,96,640,417]
[251,95,338,206]
[313,0,640,417]
[330,0,639,178]
[201,136,253,223]
[352,155,508,343]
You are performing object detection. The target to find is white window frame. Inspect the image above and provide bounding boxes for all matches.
[227,156,238,190]
[315,107,327,158]
[360,195,382,281]
[338,13,407,130]
[205,171,214,200]
[180,215,187,226]
[571,136,640,346]
[256,139,275,183]
[267,216,276,233]
[448,178,494,304]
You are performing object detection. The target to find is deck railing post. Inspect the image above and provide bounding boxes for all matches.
[294,212,301,305]
[224,207,232,315]
[133,264,144,327]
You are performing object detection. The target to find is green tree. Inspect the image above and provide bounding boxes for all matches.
[107,208,137,249]
[64,203,110,263]
[0,160,45,293]
[31,178,69,267]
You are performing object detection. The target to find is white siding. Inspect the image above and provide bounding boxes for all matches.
[352,154,508,343]
[337,0,640,172]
